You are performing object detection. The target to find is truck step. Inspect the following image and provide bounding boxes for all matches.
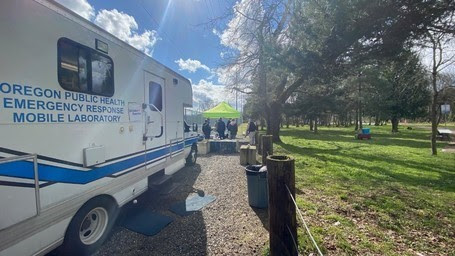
[159,182,180,195]
[148,174,172,187]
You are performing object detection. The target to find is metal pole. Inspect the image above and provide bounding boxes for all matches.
[33,154,41,215]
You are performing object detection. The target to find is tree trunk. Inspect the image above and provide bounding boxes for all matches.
[267,101,282,142]
[391,116,399,133]
[309,118,314,131]
[355,109,359,131]
[314,117,318,133]
[437,104,442,125]
[430,37,440,156]
[286,116,290,128]
[375,115,380,126]
[431,93,438,155]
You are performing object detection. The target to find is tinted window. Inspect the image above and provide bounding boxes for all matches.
[58,38,114,97]
[149,82,162,111]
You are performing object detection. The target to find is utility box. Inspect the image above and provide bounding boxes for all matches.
[83,145,106,167]
[198,140,210,155]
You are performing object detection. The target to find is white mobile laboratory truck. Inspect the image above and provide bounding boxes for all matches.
[0,0,199,255]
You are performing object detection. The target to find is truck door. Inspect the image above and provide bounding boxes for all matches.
[144,71,166,168]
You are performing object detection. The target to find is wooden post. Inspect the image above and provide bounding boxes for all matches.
[254,132,259,146]
[247,146,257,165]
[261,135,273,165]
[267,155,297,256]
[258,134,264,155]
[239,145,249,165]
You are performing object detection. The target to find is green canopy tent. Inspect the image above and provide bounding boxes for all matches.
[203,102,241,118]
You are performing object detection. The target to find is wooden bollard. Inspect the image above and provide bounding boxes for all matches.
[239,145,249,165]
[267,155,297,256]
[254,132,259,146]
[258,134,264,155]
[247,146,257,165]
[261,135,273,165]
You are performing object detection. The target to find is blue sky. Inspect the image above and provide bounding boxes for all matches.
[56,0,240,110]
[91,0,226,79]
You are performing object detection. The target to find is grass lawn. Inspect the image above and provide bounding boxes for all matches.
[271,125,455,255]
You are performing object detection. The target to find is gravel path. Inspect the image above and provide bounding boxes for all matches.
[95,154,269,256]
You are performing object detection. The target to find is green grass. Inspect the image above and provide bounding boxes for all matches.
[273,125,455,255]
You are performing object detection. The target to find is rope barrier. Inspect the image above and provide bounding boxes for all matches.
[286,224,299,254]
[285,184,324,256]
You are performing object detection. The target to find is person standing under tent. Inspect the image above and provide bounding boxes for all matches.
[216,117,226,140]
[229,119,238,139]
[226,119,232,139]
[202,119,211,139]
[246,119,258,145]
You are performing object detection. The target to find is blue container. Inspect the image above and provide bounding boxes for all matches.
[362,128,370,134]
[245,165,268,208]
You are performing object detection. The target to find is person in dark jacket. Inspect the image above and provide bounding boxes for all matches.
[226,120,232,138]
[229,119,238,139]
[246,119,257,145]
[202,119,211,139]
[216,118,226,139]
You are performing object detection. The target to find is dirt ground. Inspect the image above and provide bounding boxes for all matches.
[93,154,269,256]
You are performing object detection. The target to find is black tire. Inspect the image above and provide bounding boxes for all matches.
[186,144,197,166]
[62,197,118,256]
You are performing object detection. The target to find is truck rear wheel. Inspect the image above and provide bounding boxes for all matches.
[62,197,118,255]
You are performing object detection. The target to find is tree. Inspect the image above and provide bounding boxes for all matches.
[419,30,455,155]
[362,53,431,132]
[218,0,455,142]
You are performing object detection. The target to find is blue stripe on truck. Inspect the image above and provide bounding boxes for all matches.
[0,137,198,185]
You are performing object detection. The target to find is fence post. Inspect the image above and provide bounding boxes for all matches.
[267,155,297,256]
[258,134,264,155]
[261,135,273,165]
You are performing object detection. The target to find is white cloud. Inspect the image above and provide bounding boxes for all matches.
[56,0,95,20]
[212,28,221,37]
[192,79,235,110]
[175,58,211,73]
[220,0,262,53]
[94,9,159,56]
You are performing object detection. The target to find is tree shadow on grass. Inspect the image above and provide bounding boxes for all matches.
[280,128,442,150]
[278,142,455,193]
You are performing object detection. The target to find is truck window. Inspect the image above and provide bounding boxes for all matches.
[58,38,114,97]
[149,82,162,111]
[91,53,114,96]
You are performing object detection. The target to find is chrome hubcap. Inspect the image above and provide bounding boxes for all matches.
[79,207,109,245]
